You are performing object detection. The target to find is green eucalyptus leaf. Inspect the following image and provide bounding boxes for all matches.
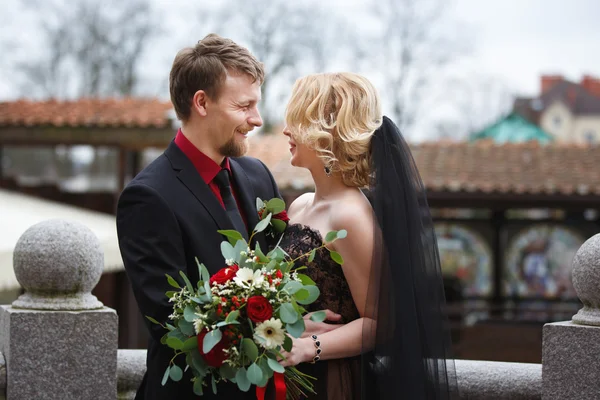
[294,288,310,301]
[283,335,293,352]
[226,310,240,323]
[309,310,327,323]
[247,363,264,385]
[254,213,272,233]
[282,281,303,295]
[203,280,212,297]
[267,357,285,373]
[191,351,207,376]
[167,328,187,341]
[165,290,177,298]
[271,218,287,233]
[265,260,278,271]
[166,274,180,289]
[236,368,251,392]
[221,241,237,261]
[279,303,299,324]
[266,198,286,214]
[296,285,320,305]
[160,333,168,345]
[178,319,196,336]
[182,336,199,351]
[161,366,171,386]
[165,323,176,331]
[196,259,210,283]
[193,378,204,395]
[258,357,274,379]
[216,320,240,328]
[254,242,269,263]
[330,251,344,265]
[218,229,244,246]
[234,240,248,264]
[166,337,184,350]
[256,197,265,212]
[286,318,306,338]
[220,363,237,380]
[308,249,316,262]
[211,374,217,394]
[203,329,222,353]
[325,231,338,243]
[184,305,197,322]
[337,229,347,239]
[145,315,161,325]
[179,270,194,292]
[241,337,259,361]
[169,365,183,382]
[297,273,316,286]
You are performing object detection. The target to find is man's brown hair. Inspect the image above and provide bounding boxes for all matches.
[169,34,265,122]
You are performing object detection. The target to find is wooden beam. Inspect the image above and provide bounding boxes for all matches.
[0,126,173,150]
[426,190,600,211]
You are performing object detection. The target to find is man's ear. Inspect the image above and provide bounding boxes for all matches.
[192,90,209,117]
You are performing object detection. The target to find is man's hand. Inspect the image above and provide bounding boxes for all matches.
[301,309,344,338]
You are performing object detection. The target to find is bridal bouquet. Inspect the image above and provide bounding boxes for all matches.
[147,197,346,399]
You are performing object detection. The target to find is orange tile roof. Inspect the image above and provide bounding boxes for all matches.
[1,98,598,197]
[0,98,173,128]
[247,135,600,196]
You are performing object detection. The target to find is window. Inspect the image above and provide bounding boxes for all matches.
[552,115,562,128]
[584,130,596,144]
[530,98,544,111]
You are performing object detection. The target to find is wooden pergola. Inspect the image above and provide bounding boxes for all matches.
[0,98,175,200]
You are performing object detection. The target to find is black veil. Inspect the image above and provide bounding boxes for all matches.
[361,116,458,399]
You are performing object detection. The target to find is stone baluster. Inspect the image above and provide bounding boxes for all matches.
[0,219,118,399]
[542,233,600,399]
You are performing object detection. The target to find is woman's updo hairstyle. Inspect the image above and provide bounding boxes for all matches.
[284,72,383,187]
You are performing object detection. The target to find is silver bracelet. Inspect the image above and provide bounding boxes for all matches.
[310,334,322,363]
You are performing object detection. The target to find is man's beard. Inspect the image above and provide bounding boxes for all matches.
[219,136,248,158]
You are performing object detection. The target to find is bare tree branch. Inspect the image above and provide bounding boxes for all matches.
[367,0,471,136]
[17,0,158,98]
[206,0,346,132]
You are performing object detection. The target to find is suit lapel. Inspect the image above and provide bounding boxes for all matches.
[230,158,270,251]
[165,142,235,233]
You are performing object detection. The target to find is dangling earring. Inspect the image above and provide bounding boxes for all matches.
[324,164,332,177]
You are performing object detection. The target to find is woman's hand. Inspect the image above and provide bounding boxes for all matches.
[301,309,343,338]
[279,336,314,367]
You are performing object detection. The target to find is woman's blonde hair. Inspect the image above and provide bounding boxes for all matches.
[284,72,383,187]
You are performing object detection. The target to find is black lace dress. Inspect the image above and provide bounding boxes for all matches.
[278,224,361,400]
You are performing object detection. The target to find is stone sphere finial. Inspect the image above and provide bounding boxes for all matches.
[12,219,104,310]
[572,233,600,326]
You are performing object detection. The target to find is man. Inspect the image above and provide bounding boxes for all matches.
[117,34,279,399]
[117,34,341,399]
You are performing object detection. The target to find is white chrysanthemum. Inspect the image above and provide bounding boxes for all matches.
[254,318,285,349]
[193,318,204,334]
[233,267,264,288]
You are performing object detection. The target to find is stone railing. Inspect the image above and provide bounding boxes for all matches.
[0,219,598,399]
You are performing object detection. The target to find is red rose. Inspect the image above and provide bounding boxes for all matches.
[209,265,239,286]
[197,329,229,367]
[246,295,273,323]
[273,210,290,223]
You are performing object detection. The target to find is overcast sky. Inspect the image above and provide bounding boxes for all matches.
[1,0,598,140]
[450,0,600,94]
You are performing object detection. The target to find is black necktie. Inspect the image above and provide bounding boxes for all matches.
[213,169,248,240]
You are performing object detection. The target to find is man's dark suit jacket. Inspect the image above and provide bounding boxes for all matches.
[117,141,281,399]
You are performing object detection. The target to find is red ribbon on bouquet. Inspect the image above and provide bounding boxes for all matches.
[256,372,286,400]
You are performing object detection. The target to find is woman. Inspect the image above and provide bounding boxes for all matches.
[277,73,457,399]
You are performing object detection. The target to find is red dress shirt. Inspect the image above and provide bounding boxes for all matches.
[174,129,248,228]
